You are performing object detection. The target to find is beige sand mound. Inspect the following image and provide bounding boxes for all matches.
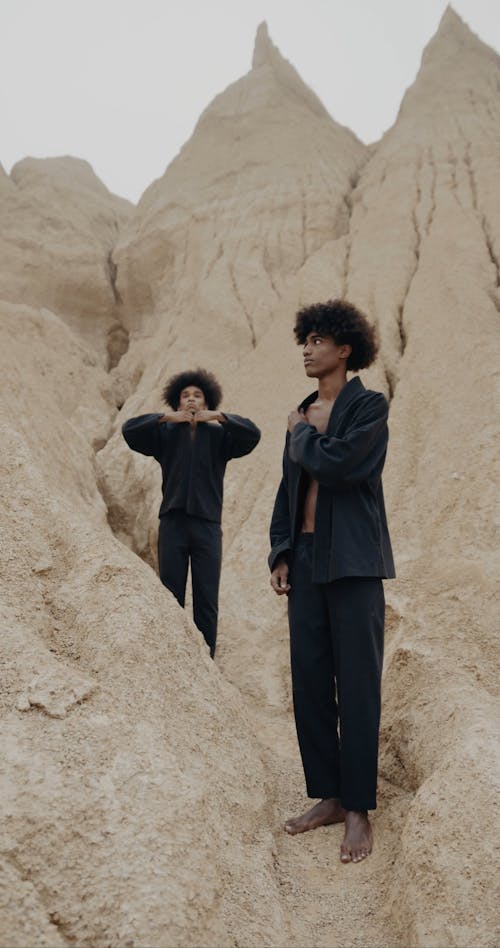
[0,302,286,946]
[0,157,131,363]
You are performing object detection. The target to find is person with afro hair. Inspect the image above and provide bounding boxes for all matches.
[269,299,395,863]
[122,368,260,657]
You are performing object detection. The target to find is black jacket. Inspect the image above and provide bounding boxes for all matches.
[122,413,260,523]
[269,376,395,582]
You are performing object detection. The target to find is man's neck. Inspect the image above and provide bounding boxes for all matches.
[317,371,348,402]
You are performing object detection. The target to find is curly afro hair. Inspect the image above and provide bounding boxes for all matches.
[294,299,378,372]
[162,368,223,410]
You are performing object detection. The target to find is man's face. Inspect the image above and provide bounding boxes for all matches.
[179,385,207,412]
[302,332,350,378]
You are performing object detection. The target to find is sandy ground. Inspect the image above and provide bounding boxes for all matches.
[216,591,413,948]
[220,656,413,948]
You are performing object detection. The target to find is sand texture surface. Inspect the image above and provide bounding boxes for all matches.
[1,9,498,948]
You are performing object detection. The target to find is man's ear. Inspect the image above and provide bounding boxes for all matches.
[339,344,352,361]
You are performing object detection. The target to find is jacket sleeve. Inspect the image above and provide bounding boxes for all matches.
[121,413,164,460]
[289,393,388,489]
[221,413,261,460]
[268,439,292,572]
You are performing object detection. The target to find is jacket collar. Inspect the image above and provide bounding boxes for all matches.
[298,375,365,431]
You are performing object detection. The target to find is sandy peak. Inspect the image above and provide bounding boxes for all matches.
[439,4,466,29]
[430,3,499,58]
[393,0,500,113]
[252,21,274,69]
[249,20,331,121]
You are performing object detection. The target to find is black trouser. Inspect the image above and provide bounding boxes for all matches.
[287,533,385,811]
[158,510,222,657]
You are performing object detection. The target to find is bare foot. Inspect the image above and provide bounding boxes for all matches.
[284,798,346,835]
[340,810,373,863]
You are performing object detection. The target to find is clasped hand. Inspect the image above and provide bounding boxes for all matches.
[287,408,305,432]
[160,409,222,425]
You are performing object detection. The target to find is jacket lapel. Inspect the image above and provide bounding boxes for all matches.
[328,376,364,432]
[299,376,365,435]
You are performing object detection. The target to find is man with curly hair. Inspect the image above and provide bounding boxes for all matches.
[123,368,260,657]
[269,300,394,863]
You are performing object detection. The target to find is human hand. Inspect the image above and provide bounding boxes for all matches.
[194,409,223,424]
[159,409,196,424]
[287,408,305,433]
[270,559,291,596]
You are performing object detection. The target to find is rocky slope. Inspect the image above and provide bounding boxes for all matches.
[0,8,498,947]
[0,158,132,364]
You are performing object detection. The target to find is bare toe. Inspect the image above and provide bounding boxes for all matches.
[342,810,373,864]
[355,846,370,862]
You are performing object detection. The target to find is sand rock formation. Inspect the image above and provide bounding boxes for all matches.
[0,157,131,364]
[353,9,500,944]
[0,7,498,947]
[98,21,368,565]
[0,301,286,946]
[112,22,365,360]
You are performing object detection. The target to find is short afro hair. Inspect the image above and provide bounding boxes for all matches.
[162,368,223,410]
[294,299,378,372]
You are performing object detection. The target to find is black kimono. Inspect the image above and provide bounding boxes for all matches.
[269,375,394,582]
[123,412,260,655]
[269,376,394,810]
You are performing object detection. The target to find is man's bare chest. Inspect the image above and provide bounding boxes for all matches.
[305,400,334,434]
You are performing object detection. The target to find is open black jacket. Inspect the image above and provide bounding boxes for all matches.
[123,413,260,523]
[269,376,395,582]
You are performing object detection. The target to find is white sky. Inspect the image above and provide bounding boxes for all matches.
[1,0,498,204]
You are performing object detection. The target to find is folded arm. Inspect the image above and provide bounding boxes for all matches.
[121,413,164,459]
[221,413,261,460]
[289,393,388,488]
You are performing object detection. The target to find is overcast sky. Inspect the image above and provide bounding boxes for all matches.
[1,0,498,204]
